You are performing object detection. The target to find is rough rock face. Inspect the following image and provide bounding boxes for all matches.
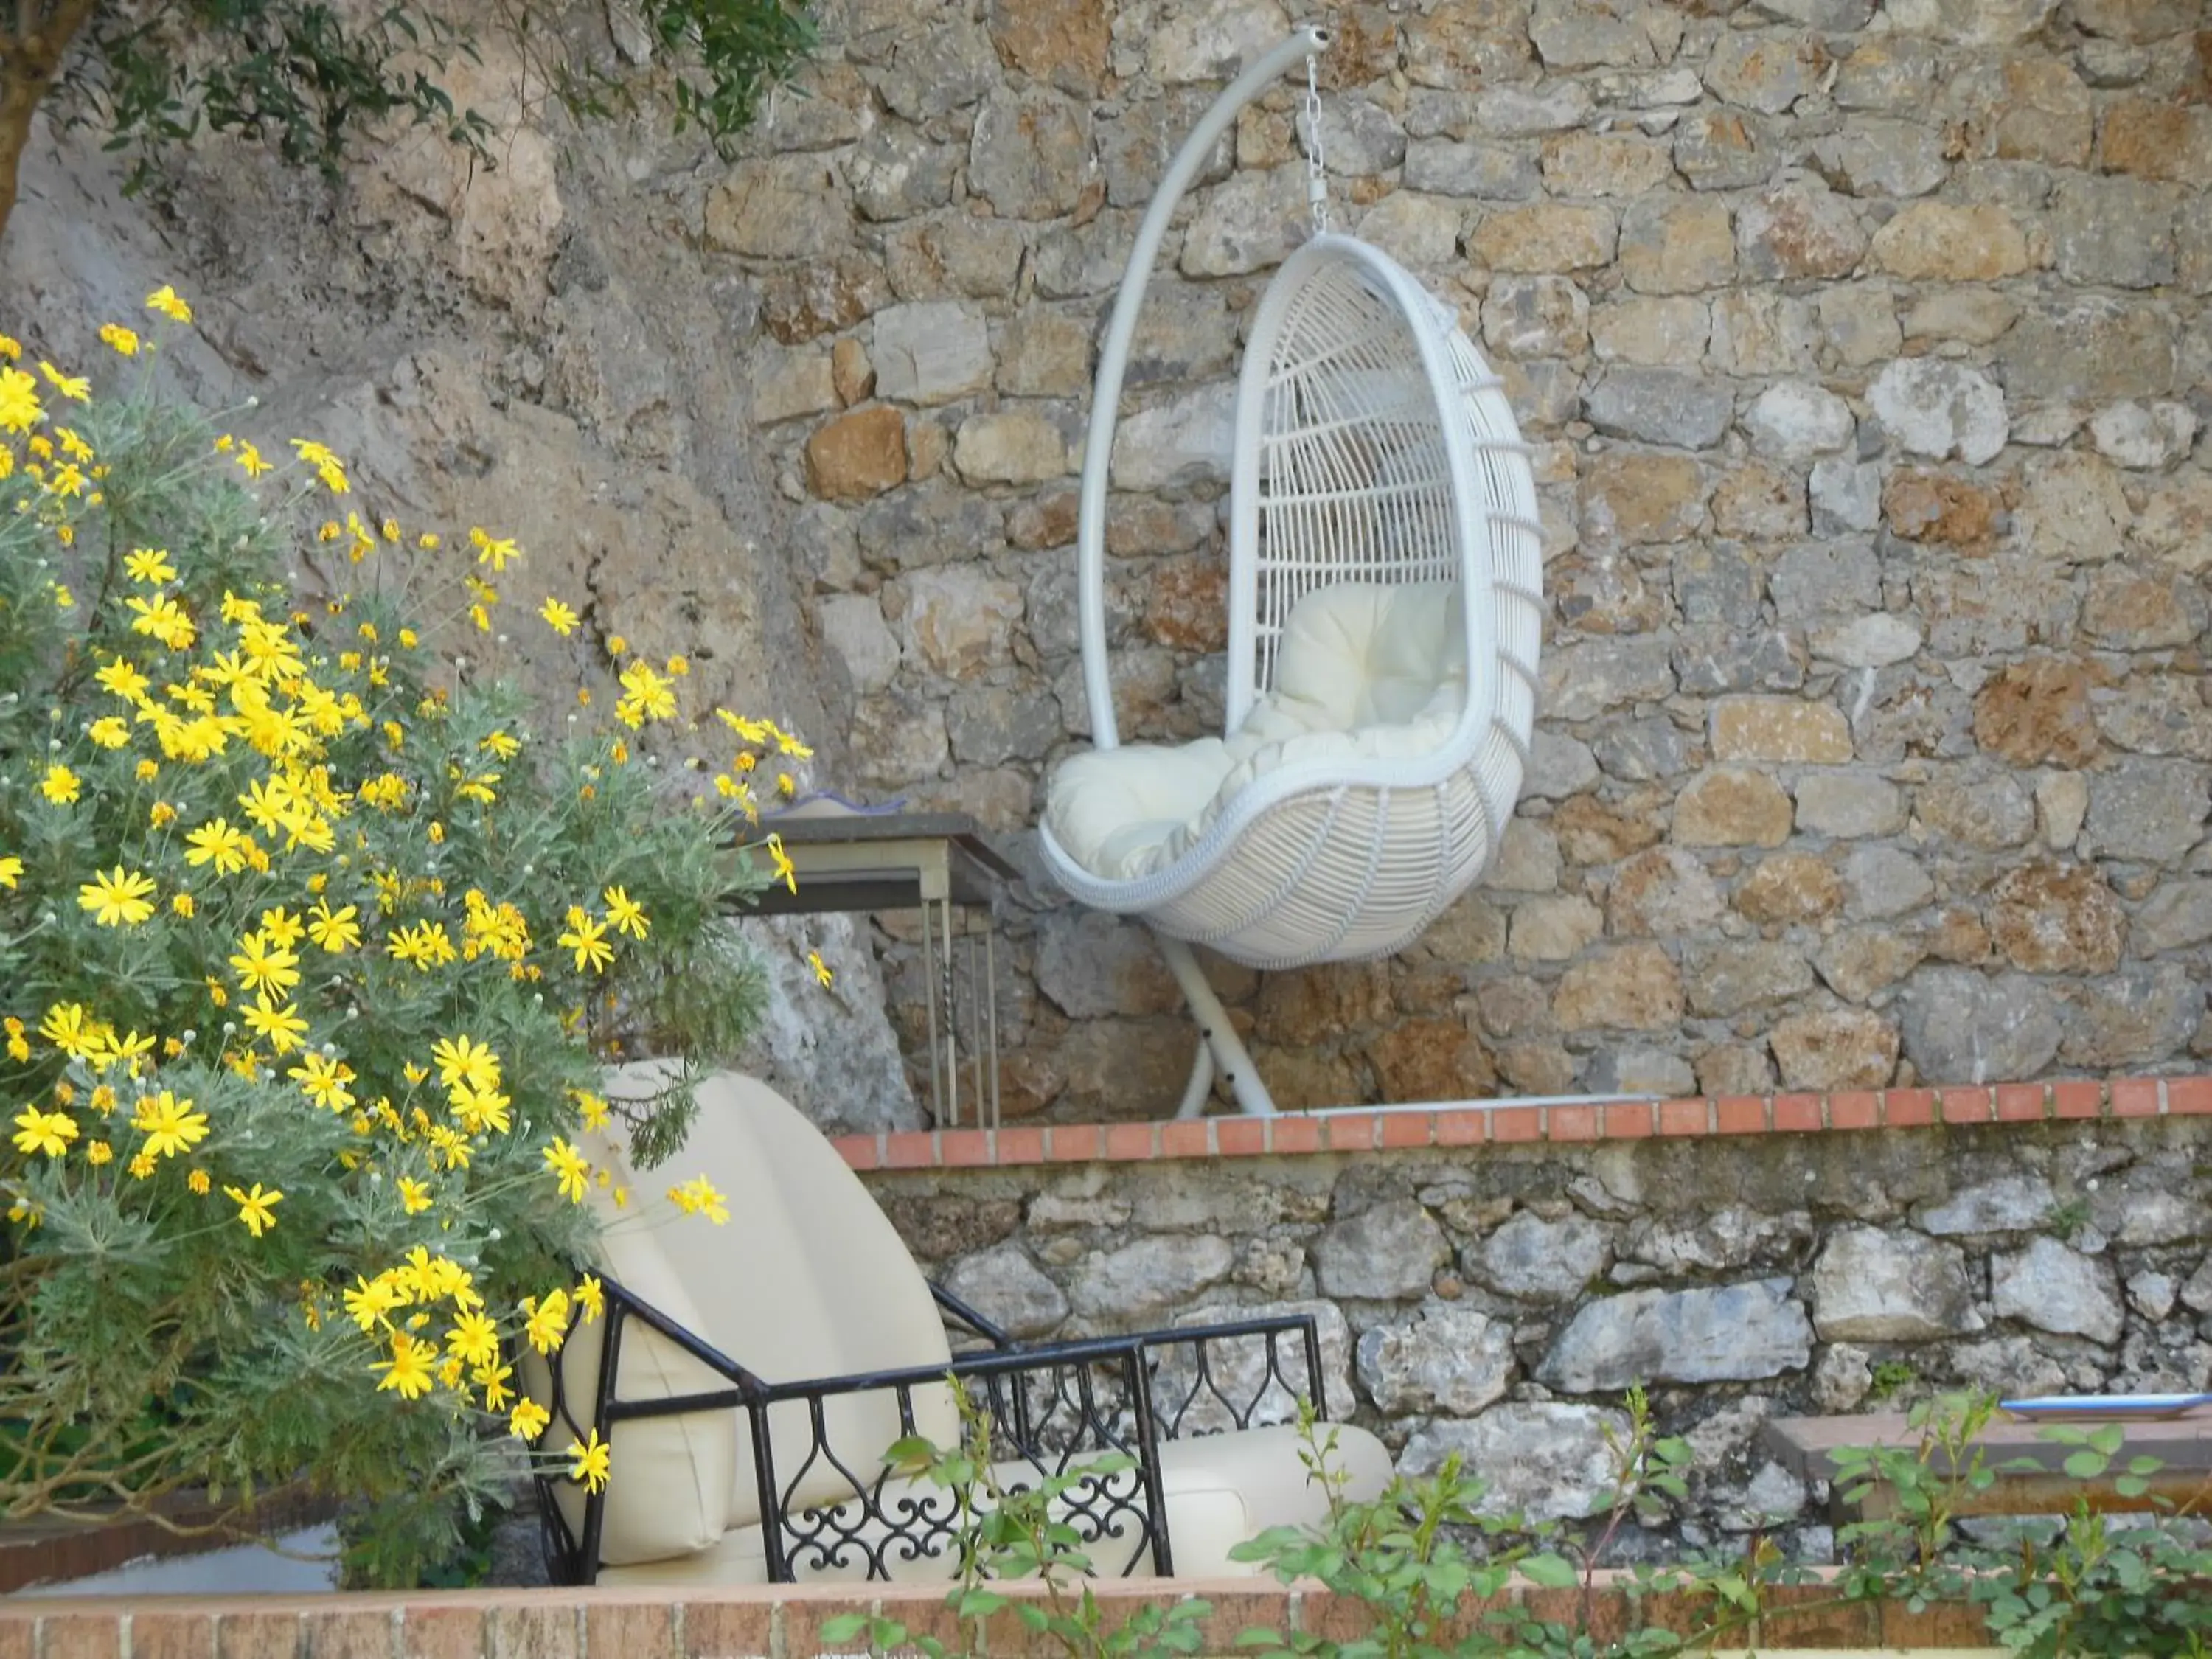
[4,33,925,1131]
[26,0,2209,1121]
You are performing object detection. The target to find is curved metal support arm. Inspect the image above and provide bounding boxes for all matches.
[1074,24,1330,752]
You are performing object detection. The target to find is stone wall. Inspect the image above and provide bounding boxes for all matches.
[728,0,2212,1120]
[863,1097,2212,1555]
[18,0,2211,1126]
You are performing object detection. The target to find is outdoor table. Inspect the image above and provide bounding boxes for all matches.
[741,810,1020,1129]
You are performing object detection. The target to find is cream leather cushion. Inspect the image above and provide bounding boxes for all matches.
[599,1064,961,1527]
[597,1422,1397,1587]
[524,1168,737,1565]
[1045,582,1467,883]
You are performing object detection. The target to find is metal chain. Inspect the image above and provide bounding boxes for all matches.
[1302,53,1329,235]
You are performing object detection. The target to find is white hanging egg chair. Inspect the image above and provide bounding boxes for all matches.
[1037,27,1543,1116]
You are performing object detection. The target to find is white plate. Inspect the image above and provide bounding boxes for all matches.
[2000,1393,2212,1422]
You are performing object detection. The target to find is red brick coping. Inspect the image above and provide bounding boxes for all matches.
[832,1074,2212,1172]
[0,1573,1992,1657]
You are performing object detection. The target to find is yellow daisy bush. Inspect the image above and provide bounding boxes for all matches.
[0,293,806,1586]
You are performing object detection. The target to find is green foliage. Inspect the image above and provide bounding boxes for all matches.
[1866,1359,1919,1404]
[2046,1197,2092,1242]
[824,1387,2212,1659]
[0,296,782,1584]
[49,0,811,199]
[822,1384,1214,1659]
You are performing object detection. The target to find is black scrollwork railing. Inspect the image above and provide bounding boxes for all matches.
[1135,1312,1331,1438]
[531,1276,1175,1585]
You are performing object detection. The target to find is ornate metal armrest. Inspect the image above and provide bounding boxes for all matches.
[539,1276,1177,1583]
[1121,1311,1331,1437]
[932,1279,1015,1348]
[748,1335,1175,1582]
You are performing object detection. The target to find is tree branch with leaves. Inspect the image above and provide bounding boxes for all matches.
[0,0,812,244]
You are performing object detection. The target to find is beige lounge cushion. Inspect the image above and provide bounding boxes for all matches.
[524,1173,737,1567]
[595,1422,1397,1587]
[602,1064,961,1528]
[1044,582,1467,883]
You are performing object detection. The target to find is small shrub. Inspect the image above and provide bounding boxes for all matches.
[0,293,800,1582]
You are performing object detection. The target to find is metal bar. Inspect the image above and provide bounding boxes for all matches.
[1155,932,1276,1116]
[931,1281,1013,1349]
[574,1301,629,1581]
[939,895,959,1127]
[984,923,1001,1127]
[920,889,942,1124]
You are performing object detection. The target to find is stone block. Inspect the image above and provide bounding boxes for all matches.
[1470,203,1618,271]
[1146,0,1293,83]
[1992,1238,2122,1344]
[1608,846,1725,936]
[1538,1279,1813,1391]
[804,406,908,500]
[1618,195,1736,293]
[1815,928,1925,1002]
[1868,358,2008,464]
[1509,894,1604,961]
[2049,174,2178,289]
[1682,939,1815,1017]
[2081,758,2208,863]
[1898,967,2062,1085]
[1585,369,1733,448]
[1672,768,1792,846]
[750,349,839,426]
[705,156,849,257]
[1403,139,1543,200]
[1794,771,1905,838]
[1868,202,2031,280]
[1811,1226,1983,1342]
[1581,451,1708,546]
[1736,853,1843,924]
[943,1243,1070,1338]
[1737,181,1867,279]
[1108,385,1234,491]
[872,302,992,406]
[953,410,1071,485]
[1069,1236,1234,1320]
[1357,1307,1516,1414]
[1180,166,1310,276]
[1742,383,1854,459]
[1808,614,1920,669]
[1770,1009,1899,1090]
[1710,697,1852,764]
[1590,296,1711,366]
[900,566,1023,676]
[1551,942,1685,1030]
[1539,131,1674,195]
[1811,119,1950,198]
[1312,1200,1447,1300]
[1706,31,1829,114]
[2087,400,2198,470]
[985,0,1110,95]
[1400,1403,1630,1519]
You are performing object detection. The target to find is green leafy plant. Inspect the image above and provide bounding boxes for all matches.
[0,0,813,239]
[822,1382,1214,1659]
[0,289,801,1583]
[828,1387,2212,1659]
[1866,1360,1919,1404]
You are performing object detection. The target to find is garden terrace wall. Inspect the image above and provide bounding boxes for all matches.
[839,1075,2212,1558]
[0,1576,2006,1658]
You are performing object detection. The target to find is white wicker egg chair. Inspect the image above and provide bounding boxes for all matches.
[1037,27,1543,1117]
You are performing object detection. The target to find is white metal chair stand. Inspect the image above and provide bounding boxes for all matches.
[1038,28,1545,1118]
